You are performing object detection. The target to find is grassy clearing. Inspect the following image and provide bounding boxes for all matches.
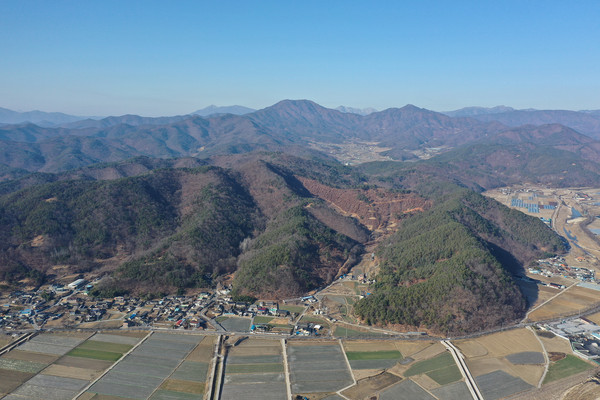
[253,316,274,324]
[67,347,123,361]
[299,315,330,326]
[426,364,462,385]
[543,355,594,384]
[215,316,229,323]
[346,350,402,360]
[404,352,454,377]
[279,305,305,314]
[78,340,132,354]
[226,363,284,374]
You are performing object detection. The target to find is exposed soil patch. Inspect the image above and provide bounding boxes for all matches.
[298,177,430,232]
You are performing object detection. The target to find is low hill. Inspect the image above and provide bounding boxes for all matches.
[354,188,566,335]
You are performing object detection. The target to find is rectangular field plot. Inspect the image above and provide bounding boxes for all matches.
[346,349,403,371]
[221,338,287,400]
[220,316,252,332]
[475,370,533,400]
[543,354,594,384]
[85,333,206,400]
[288,342,353,394]
[379,379,436,400]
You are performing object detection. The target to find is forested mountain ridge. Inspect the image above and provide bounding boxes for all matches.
[355,187,566,334]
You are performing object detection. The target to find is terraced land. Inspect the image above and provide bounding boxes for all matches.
[221,338,287,400]
[287,341,354,394]
[83,332,210,400]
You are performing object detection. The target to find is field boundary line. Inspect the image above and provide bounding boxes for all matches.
[281,338,292,400]
[527,326,549,388]
[72,330,153,400]
[335,338,356,400]
[524,281,579,322]
[146,334,204,400]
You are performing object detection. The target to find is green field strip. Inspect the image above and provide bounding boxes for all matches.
[67,347,124,361]
[215,316,229,322]
[77,340,133,354]
[0,358,47,374]
[543,355,594,384]
[226,363,284,374]
[278,305,305,314]
[426,364,462,385]
[345,350,402,360]
[253,316,274,324]
[404,352,455,377]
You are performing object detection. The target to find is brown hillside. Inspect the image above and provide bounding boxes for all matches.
[297,177,430,232]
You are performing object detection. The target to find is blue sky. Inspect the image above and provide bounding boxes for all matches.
[1,1,599,116]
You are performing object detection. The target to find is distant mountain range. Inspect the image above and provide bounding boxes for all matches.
[191,105,256,116]
[2,99,600,179]
[0,107,100,127]
[335,106,378,115]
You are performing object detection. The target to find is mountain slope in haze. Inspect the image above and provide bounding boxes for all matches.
[443,106,515,117]
[0,107,94,126]
[335,106,378,115]
[192,105,256,116]
[0,99,510,173]
[466,109,600,139]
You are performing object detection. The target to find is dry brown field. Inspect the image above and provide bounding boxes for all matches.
[160,378,205,394]
[457,329,544,386]
[461,328,541,357]
[0,369,33,392]
[77,320,123,329]
[185,337,214,363]
[341,372,401,400]
[583,311,600,325]
[228,345,281,356]
[529,286,600,321]
[42,364,102,380]
[407,342,446,361]
[3,349,59,364]
[394,341,436,358]
[538,334,573,354]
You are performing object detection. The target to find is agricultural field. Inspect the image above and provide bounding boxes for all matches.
[287,341,354,395]
[333,325,389,338]
[343,340,403,372]
[543,354,595,384]
[0,331,120,399]
[528,286,600,321]
[82,332,209,400]
[0,333,91,400]
[218,316,252,332]
[455,328,541,398]
[221,337,287,400]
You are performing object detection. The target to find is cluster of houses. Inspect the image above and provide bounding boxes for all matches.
[528,256,597,285]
